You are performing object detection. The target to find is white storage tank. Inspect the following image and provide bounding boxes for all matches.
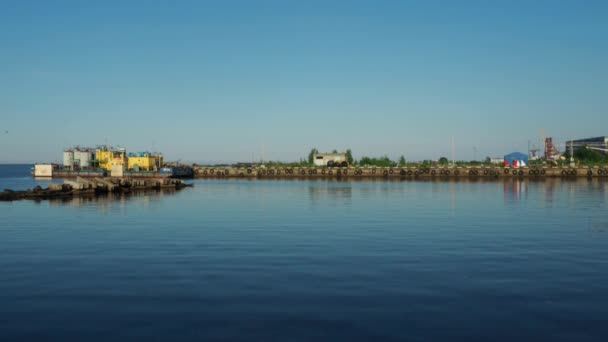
[63,150,74,169]
[75,150,93,168]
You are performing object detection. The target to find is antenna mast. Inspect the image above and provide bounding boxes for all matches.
[451,136,455,166]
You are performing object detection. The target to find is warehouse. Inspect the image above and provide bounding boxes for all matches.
[565,136,608,155]
[504,152,528,167]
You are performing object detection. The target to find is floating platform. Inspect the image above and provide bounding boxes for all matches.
[192,166,608,179]
[32,164,192,179]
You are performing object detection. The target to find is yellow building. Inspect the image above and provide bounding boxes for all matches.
[127,153,163,171]
[95,147,127,171]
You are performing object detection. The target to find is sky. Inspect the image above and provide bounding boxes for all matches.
[0,0,607,164]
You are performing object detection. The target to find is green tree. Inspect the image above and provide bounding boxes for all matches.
[359,155,396,167]
[438,157,449,165]
[421,160,433,167]
[332,149,338,154]
[398,155,406,166]
[574,146,608,164]
[307,148,319,165]
[345,149,354,164]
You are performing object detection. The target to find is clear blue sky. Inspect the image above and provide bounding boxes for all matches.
[1,0,606,164]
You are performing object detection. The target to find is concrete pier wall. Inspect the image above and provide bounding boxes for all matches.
[192,166,608,179]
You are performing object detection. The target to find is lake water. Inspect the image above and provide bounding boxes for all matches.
[1,164,608,341]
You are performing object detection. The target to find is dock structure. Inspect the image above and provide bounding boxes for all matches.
[0,177,192,202]
[192,166,608,179]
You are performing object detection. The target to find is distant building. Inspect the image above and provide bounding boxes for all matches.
[60,145,165,171]
[565,136,608,155]
[489,157,504,164]
[313,153,348,167]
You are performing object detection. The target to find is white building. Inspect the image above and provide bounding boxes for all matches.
[313,153,348,167]
[33,164,53,177]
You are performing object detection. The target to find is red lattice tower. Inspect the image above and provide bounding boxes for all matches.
[544,137,560,159]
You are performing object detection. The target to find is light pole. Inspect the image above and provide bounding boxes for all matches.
[570,139,574,167]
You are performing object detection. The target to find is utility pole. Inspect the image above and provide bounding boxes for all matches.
[451,136,455,166]
[570,139,574,167]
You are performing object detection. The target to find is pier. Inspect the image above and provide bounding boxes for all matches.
[192,166,608,179]
[0,177,192,202]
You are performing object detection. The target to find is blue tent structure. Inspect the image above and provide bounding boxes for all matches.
[504,152,529,166]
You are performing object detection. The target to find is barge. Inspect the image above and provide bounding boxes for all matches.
[33,164,193,179]
[33,164,107,178]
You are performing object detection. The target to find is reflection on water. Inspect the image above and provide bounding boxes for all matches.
[503,178,528,202]
[499,178,608,208]
[590,220,608,232]
[308,183,353,204]
[302,178,608,213]
[2,176,608,341]
[44,189,180,212]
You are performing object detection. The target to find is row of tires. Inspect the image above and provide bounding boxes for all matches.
[195,168,608,177]
[505,168,544,176]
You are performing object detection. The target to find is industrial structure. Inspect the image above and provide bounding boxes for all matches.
[544,137,561,160]
[34,145,181,178]
[127,152,164,171]
[95,146,127,171]
[63,147,96,169]
[92,147,162,172]
[47,145,167,177]
[565,136,608,155]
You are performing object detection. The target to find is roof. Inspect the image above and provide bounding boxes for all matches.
[504,152,528,160]
[565,137,608,146]
[315,153,346,157]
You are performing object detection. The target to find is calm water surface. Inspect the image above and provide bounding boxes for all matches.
[1,164,608,341]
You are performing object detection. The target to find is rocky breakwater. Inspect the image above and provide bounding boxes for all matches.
[0,177,193,202]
